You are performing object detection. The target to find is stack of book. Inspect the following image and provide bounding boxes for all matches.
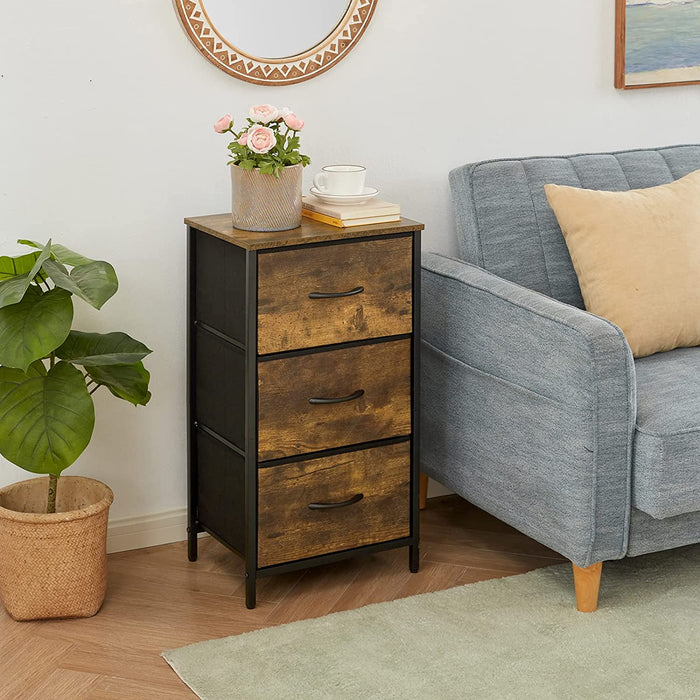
[301,197,401,228]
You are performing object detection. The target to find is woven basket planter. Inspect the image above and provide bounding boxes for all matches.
[0,476,114,621]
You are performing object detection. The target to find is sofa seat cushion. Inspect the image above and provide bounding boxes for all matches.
[633,347,700,519]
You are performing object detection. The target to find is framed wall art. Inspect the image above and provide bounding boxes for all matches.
[616,0,700,89]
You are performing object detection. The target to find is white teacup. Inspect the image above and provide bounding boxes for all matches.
[313,165,366,195]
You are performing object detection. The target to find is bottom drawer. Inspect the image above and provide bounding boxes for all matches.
[257,441,410,567]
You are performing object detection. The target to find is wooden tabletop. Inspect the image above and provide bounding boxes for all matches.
[184,214,424,250]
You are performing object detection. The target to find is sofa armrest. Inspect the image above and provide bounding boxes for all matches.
[421,252,636,566]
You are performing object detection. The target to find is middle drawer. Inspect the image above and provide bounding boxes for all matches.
[258,338,411,461]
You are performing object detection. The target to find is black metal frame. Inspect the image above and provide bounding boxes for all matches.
[187,226,199,562]
[187,226,422,609]
[244,249,258,607]
[409,230,421,572]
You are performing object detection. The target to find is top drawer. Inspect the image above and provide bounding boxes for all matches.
[257,235,413,354]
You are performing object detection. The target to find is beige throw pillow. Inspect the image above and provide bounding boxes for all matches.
[544,170,700,358]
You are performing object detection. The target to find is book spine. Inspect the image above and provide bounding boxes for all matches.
[342,216,401,227]
[302,199,401,219]
[301,210,346,228]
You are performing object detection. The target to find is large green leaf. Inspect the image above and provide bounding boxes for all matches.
[0,274,31,308]
[87,361,151,406]
[0,249,40,281]
[0,240,53,310]
[18,239,94,267]
[43,258,118,309]
[56,331,152,366]
[0,361,94,475]
[0,287,73,372]
[25,359,48,377]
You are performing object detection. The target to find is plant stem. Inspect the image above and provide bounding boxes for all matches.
[37,271,50,290]
[49,352,55,369]
[47,474,58,514]
[89,384,102,395]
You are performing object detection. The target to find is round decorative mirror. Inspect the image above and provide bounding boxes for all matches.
[174,0,378,86]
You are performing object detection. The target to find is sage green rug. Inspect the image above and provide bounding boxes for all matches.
[163,547,699,699]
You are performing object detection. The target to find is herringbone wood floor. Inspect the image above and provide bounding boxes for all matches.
[1,496,565,699]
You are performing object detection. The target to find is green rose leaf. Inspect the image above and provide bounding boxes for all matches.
[18,239,95,267]
[0,287,73,371]
[56,330,152,366]
[43,258,118,309]
[0,361,94,475]
[87,361,151,406]
[0,240,53,309]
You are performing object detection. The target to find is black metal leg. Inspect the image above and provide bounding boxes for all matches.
[187,526,198,562]
[409,544,419,573]
[245,573,257,609]
[187,227,199,566]
[409,231,421,578]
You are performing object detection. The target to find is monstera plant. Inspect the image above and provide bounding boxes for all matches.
[0,239,151,512]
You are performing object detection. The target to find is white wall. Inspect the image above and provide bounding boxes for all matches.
[1,0,698,523]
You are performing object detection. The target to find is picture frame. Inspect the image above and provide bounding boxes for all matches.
[615,0,700,89]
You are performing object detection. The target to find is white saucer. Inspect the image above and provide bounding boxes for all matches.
[309,186,379,206]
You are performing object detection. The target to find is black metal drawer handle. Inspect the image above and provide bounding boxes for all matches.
[309,389,364,405]
[308,493,364,510]
[308,286,364,299]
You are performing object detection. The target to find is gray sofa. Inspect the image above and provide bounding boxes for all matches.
[421,145,700,611]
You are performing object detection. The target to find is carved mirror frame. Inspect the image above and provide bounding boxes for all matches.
[174,0,378,86]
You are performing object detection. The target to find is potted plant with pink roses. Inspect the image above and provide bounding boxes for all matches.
[214,105,310,232]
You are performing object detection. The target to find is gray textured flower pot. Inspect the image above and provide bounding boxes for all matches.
[231,164,302,232]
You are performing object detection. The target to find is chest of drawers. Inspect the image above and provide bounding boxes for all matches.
[186,214,423,608]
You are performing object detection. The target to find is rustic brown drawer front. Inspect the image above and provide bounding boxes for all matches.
[258,441,410,567]
[258,339,411,461]
[257,236,412,354]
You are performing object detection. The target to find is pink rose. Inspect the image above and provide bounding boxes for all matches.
[237,133,248,146]
[283,113,304,131]
[213,114,232,133]
[247,125,276,154]
[248,104,279,124]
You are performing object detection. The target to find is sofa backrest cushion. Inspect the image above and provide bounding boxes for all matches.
[449,145,700,308]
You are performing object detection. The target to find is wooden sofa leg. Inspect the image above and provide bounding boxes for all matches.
[419,473,429,510]
[572,562,603,612]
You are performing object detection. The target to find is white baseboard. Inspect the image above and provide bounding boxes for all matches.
[107,507,195,554]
